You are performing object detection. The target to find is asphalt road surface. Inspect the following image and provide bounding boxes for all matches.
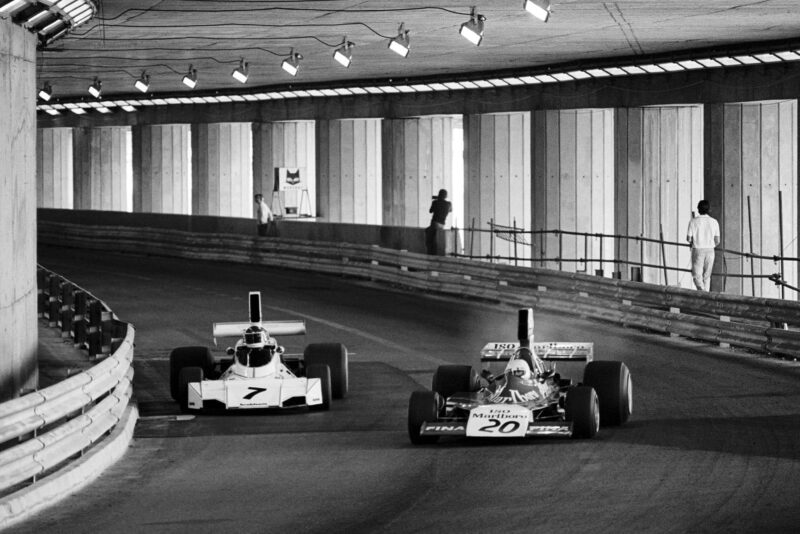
[12,245,800,534]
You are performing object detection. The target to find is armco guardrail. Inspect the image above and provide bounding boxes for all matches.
[39,220,800,358]
[0,268,137,529]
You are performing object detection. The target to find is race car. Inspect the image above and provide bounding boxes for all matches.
[169,291,348,412]
[407,308,632,443]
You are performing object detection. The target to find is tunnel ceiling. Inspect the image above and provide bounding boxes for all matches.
[32,0,800,102]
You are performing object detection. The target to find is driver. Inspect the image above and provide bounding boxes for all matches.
[238,326,277,367]
[504,359,533,384]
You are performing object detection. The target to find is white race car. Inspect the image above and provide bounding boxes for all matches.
[169,292,348,411]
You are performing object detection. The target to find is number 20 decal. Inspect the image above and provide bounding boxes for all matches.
[478,419,521,433]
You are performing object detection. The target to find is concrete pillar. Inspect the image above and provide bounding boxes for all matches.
[0,20,37,401]
[316,118,381,224]
[253,121,316,217]
[191,122,252,217]
[705,101,797,298]
[37,127,73,208]
[382,116,456,228]
[532,109,615,274]
[132,124,190,214]
[73,126,132,211]
[615,106,703,286]
[465,112,531,262]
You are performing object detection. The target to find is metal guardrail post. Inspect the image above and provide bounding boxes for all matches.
[74,291,88,348]
[47,274,61,327]
[60,282,75,339]
[88,300,103,358]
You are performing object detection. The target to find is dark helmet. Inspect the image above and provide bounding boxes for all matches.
[244,326,268,348]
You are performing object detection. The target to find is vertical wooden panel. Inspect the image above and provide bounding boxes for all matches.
[559,111,577,267]
[509,113,525,240]
[603,110,615,270]
[742,104,762,292]
[589,111,604,274]
[760,103,780,297]
[352,120,367,223]
[660,108,678,285]
[366,119,380,224]
[417,117,432,227]
[328,121,342,221]
[479,115,495,256]
[544,111,561,270]
[317,120,329,220]
[532,110,547,265]
[575,110,592,272]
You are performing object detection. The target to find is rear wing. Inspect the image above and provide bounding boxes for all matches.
[480,341,593,363]
[213,320,307,339]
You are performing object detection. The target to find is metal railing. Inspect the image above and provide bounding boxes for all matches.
[451,220,799,296]
[0,268,138,529]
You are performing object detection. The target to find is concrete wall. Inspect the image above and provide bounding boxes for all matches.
[615,106,704,286]
[706,100,797,298]
[1,20,37,401]
[37,127,73,208]
[465,112,531,262]
[252,121,316,217]
[191,122,252,217]
[132,124,191,214]
[532,109,615,274]
[73,126,131,211]
[317,118,382,224]
[382,116,456,228]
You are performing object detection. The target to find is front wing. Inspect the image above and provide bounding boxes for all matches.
[420,404,573,438]
[186,376,323,409]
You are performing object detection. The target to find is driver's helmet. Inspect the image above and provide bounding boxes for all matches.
[244,326,269,348]
[505,359,532,380]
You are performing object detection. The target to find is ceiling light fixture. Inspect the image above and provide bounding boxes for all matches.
[182,65,198,88]
[134,72,150,93]
[388,23,410,57]
[460,7,486,46]
[232,58,249,83]
[281,49,302,76]
[524,0,552,22]
[38,81,52,101]
[87,77,101,98]
[333,37,355,67]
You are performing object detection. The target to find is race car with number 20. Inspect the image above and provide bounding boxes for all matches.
[169,291,348,412]
[408,308,632,443]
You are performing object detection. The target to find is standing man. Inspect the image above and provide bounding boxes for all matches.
[254,193,273,237]
[686,199,720,291]
[425,189,452,255]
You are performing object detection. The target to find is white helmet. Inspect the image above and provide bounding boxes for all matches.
[505,359,531,380]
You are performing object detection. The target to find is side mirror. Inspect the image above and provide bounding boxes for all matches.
[276,345,285,355]
[226,347,235,356]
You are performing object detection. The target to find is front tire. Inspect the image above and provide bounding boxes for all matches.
[306,364,332,411]
[178,366,203,413]
[583,361,633,426]
[408,390,443,445]
[304,343,349,399]
[169,346,214,401]
[565,386,600,439]
[431,365,480,400]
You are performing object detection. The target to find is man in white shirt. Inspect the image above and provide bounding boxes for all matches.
[686,200,720,291]
[254,193,274,236]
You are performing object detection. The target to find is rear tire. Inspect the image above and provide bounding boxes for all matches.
[306,364,332,411]
[565,386,600,439]
[431,365,480,400]
[304,343,349,399]
[178,366,203,412]
[408,390,442,445]
[170,346,215,401]
[583,361,633,426]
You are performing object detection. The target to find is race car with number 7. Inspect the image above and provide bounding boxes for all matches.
[169,291,348,412]
[407,308,632,443]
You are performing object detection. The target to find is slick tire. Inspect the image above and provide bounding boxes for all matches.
[169,346,215,401]
[565,386,600,439]
[431,365,480,400]
[408,390,443,445]
[306,364,332,411]
[583,361,633,426]
[178,366,203,413]
[304,343,349,399]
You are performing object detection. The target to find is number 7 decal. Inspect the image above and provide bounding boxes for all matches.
[243,387,267,400]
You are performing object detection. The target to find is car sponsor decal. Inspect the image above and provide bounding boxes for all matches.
[421,423,467,435]
[466,404,530,438]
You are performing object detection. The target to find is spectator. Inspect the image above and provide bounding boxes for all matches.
[425,189,452,255]
[686,199,720,291]
[254,193,274,237]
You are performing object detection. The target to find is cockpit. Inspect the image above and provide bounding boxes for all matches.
[236,325,278,368]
